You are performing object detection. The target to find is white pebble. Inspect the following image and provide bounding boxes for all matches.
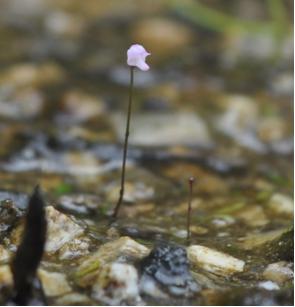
[187,245,245,276]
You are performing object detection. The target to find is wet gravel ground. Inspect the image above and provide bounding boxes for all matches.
[0,0,293,305]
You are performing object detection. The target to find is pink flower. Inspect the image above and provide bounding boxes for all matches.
[127,44,151,71]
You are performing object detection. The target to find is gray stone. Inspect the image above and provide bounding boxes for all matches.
[112,112,212,148]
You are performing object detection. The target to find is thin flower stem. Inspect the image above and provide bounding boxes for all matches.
[187,177,195,244]
[113,66,135,219]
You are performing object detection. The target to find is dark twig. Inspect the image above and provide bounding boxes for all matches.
[11,185,47,305]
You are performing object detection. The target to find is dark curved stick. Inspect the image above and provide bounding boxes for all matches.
[11,185,47,305]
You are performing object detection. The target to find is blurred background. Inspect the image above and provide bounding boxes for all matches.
[0,0,293,194]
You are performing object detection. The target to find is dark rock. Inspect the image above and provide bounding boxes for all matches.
[139,243,200,298]
[0,196,24,241]
[261,228,294,262]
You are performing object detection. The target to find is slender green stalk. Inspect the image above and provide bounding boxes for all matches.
[187,176,195,244]
[112,66,135,219]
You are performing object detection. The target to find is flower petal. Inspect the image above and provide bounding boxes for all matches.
[127,44,150,71]
[136,59,150,71]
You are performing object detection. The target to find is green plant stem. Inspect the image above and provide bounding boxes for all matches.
[112,66,134,219]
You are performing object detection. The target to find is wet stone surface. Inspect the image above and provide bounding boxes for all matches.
[0,198,23,240]
[140,243,201,299]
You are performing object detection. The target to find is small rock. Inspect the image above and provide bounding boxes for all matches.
[269,137,294,155]
[38,270,72,297]
[216,95,266,153]
[0,63,65,88]
[218,95,258,130]
[239,228,287,250]
[106,227,120,240]
[104,167,179,203]
[257,280,280,291]
[92,262,141,305]
[191,226,208,235]
[173,226,208,239]
[0,88,44,119]
[140,243,200,298]
[187,245,245,276]
[57,194,100,216]
[257,117,288,143]
[217,232,230,237]
[62,151,102,176]
[96,236,150,261]
[235,205,268,227]
[0,245,10,262]
[201,288,225,306]
[240,228,293,261]
[270,73,293,96]
[0,265,13,287]
[223,32,278,64]
[75,237,149,287]
[106,182,154,203]
[226,288,293,306]
[173,229,189,239]
[58,238,90,260]
[61,90,105,123]
[111,112,212,148]
[121,203,155,218]
[147,82,181,107]
[44,11,85,38]
[268,193,293,218]
[211,216,235,228]
[4,0,47,17]
[45,206,85,254]
[0,192,28,210]
[263,261,293,284]
[0,199,22,240]
[131,18,193,59]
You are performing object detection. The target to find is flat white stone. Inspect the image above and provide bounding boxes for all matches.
[92,262,141,305]
[38,270,72,296]
[268,194,294,217]
[258,280,279,291]
[45,206,84,253]
[187,245,245,276]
